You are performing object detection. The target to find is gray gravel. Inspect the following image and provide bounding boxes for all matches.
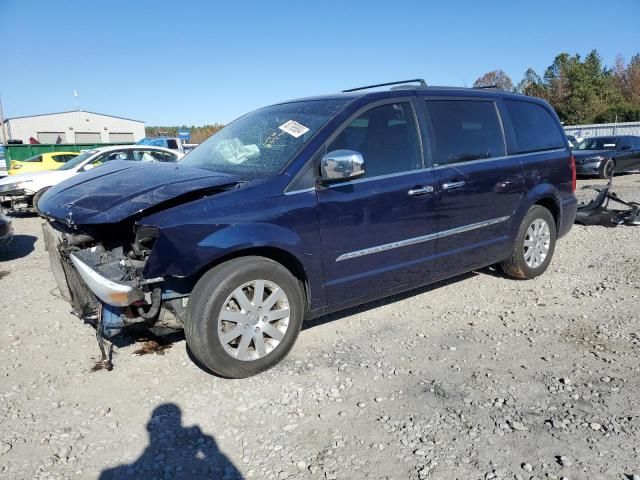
[1,175,639,480]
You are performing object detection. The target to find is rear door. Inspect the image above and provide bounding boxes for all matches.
[632,137,640,170]
[616,136,640,171]
[422,97,523,277]
[317,99,439,306]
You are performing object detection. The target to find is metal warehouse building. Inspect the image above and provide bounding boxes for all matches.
[1,110,145,144]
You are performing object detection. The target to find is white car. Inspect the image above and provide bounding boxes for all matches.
[0,145,183,212]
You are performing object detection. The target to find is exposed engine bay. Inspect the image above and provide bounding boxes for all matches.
[42,218,190,367]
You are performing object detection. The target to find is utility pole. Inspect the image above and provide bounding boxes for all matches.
[0,93,7,144]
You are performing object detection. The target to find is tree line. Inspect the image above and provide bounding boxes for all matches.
[474,50,640,125]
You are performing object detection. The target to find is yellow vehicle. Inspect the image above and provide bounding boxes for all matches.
[8,152,80,175]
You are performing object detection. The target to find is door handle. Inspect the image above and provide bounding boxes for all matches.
[408,185,434,196]
[442,180,466,191]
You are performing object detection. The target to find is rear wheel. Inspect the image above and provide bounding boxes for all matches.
[185,256,305,378]
[500,205,556,280]
[598,158,615,179]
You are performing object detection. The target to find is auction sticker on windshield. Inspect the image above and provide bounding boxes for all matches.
[278,120,310,138]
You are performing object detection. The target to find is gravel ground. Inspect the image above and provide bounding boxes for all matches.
[0,175,639,480]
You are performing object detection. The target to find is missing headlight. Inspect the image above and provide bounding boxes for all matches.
[132,225,159,256]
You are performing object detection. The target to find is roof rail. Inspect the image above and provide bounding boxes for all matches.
[474,85,498,90]
[342,79,427,93]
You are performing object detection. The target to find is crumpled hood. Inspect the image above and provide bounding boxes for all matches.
[572,149,614,160]
[39,160,240,224]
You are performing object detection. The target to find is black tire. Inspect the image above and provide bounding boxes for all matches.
[598,158,615,179]
[32,187,49,214]
[185,256,305,378]
[500,205,557,280]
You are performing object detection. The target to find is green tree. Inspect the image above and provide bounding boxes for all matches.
[536,50,622,124]
[516,68,547,98]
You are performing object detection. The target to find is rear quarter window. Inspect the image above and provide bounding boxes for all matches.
[504,100,565,154]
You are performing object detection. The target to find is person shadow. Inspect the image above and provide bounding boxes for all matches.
[99,403,243,480]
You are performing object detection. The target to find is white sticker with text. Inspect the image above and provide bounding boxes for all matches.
[278,120,310,138]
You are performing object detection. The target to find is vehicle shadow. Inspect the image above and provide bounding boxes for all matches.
[0,234,37,261]
[303,271,477,331]
[98,403,243,480]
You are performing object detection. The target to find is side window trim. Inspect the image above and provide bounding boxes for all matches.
[423,97,507,167]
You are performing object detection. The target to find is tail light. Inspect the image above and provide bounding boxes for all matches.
[569,154,576,192]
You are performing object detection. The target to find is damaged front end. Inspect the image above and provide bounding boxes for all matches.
[42,219,189,340]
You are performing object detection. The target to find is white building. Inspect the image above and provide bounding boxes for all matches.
[1,110,145,144]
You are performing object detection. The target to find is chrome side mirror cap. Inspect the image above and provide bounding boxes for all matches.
[320,149,365,183]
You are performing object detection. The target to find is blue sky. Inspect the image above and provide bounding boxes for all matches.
[1,0,639,126]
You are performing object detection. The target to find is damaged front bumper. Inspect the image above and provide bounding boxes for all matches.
[69,252,146,307]
[43,220,187,338]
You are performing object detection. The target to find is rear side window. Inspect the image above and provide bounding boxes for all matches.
[504,100,565,154]
[22,155,43,163]
[328,102,422,178]
[424,100,505,166]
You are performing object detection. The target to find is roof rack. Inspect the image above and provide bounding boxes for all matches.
[342,79,427,93]
[474,85,498,90]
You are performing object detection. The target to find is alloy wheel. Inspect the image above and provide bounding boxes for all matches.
[523,218,550,268]
[217,279,290,361]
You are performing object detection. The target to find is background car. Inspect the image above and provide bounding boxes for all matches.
[8,151,79,175]
[0,213,13,248]
[0,146,7,178]
[572,135,640,178]
[0,145,183,212]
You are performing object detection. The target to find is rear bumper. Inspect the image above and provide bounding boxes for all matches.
[70,253,144,307]
[558,195,578,239]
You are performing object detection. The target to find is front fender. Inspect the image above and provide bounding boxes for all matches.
[143,223,306,279]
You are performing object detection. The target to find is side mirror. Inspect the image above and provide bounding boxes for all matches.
[320,149,365,183]
[82,163,95,172]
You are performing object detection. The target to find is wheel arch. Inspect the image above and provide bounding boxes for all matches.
[510,184,562,238]
[533,196,560,231]
[193,246,312,315]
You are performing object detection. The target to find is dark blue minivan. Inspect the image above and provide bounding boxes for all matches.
[40,80,577,377]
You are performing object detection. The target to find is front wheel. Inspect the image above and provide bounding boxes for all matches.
[185,256,305,378]
[500,205,557,280]
[598,158,615,179]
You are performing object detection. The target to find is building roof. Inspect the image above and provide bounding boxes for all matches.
[3,110,144,123]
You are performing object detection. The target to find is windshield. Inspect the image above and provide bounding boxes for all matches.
[574,137,619,150]
[57,150,97,170]
[137,137,167,147]
[180,99,349,178]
